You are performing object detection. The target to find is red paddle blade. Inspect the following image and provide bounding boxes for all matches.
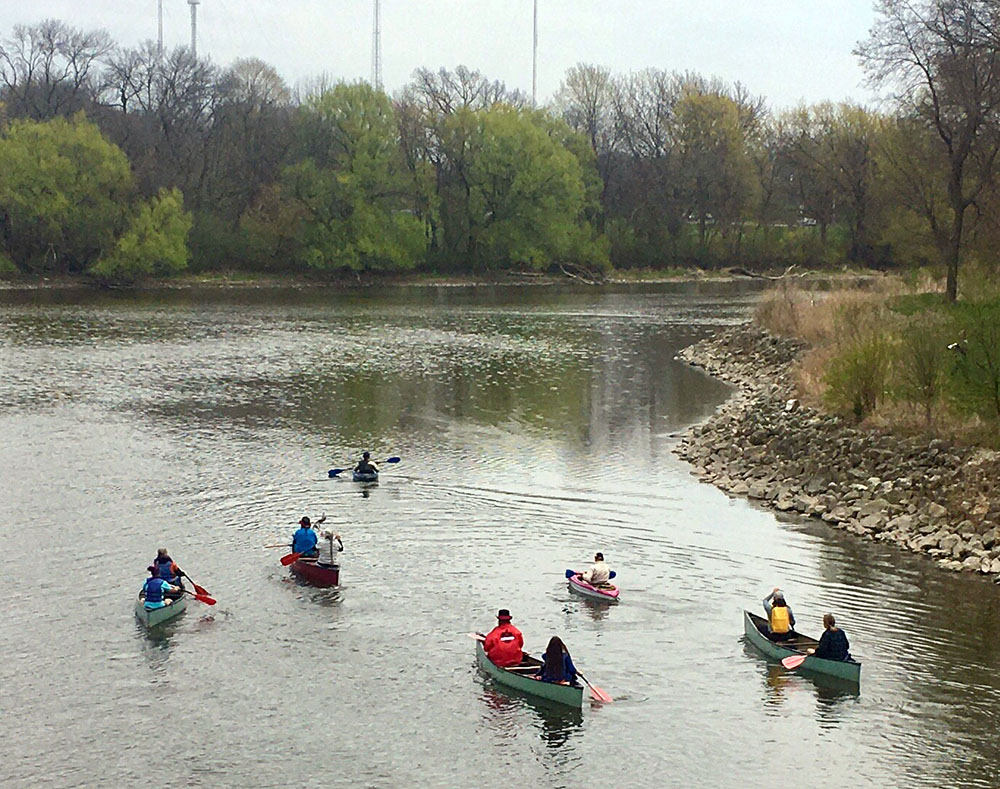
[588,685,613,703]
[191,583,209,596]
[782,654,807,670]
[194,593,216,605]
[280,552,302,566]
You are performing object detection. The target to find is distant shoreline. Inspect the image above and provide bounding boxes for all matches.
[0,268,878,292]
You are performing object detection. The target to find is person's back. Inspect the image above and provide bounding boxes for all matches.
[763,588,795,641]
[292,517,319,556]
[538,636,578,685]
[318,530,343,567]
[812,614,851,661]
[483,609,524,667]
[142,568,177,610]
[355,452,378,475]
[581,552,610,586]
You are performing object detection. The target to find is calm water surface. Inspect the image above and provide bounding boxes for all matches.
[1,283,999,788]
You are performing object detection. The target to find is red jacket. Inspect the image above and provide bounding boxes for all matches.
[484,623,524,667]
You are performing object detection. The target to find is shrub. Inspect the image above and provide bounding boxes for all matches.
[823,331,892,419]
[892,314,947,426]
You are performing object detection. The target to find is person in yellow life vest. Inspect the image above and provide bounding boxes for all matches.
[763,587,795,642]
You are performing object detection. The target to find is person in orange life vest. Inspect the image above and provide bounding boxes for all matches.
[483,609,524,667]
[763,588,795,642]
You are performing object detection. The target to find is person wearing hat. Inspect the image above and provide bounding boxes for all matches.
[317,529,343,568]
[141,565,180,610]
[581,552,610,586]
[355,451,379,476]
[291,514,326,558]
[483,609,524,667]
[763,587,796,641]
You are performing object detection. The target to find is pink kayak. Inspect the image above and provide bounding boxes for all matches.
[568,573,619,602]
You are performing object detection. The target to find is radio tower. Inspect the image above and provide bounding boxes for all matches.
[371,0,383,91]
[532,0,538,105]
[188,0,200,58]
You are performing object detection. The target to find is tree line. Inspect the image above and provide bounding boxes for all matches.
[1,2,999,296]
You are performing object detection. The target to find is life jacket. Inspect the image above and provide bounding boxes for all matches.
[155,557,176,581]
[770,605,791,634]
[144,577,165,604]
[484,624,524,667]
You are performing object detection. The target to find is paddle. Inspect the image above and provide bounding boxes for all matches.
[565,569,617,580]
[576,670,612,703]
[328,456,401,477]
[280,551,306,566]
[178,572,210,597]
[263,543,288,549]
[182,588,216,606]
[781,654,808,670]
[467,632,486,641]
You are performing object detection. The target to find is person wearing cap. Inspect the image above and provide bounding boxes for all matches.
[483,609,525,667]
[141,565,180,610]
[151,548,185,599]
[763,587,796,641]
[291,515,326,557]
[581,552,610,586]
[317,529,343,568]
[355,451,379,476]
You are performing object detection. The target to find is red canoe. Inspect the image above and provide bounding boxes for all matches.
[568,573,619,602]
[290,558,340,587]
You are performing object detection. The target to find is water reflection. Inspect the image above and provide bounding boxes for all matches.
[479,688,584,750]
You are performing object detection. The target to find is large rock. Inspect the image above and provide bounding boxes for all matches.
[858,498,891,518]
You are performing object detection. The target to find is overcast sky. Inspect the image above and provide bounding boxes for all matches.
[0,1,879,109]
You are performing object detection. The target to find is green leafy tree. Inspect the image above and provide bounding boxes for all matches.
[0,114,133,272]
[246,82,426,271]
[450,106,607,270]
[90,188,192,283]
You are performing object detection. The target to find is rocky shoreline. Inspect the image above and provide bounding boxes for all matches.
[673,324,1000,577]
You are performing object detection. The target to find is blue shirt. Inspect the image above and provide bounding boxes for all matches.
[540,652,578,684]
[292,527,318,554]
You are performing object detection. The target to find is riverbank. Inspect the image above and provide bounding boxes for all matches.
[674,323,1000,577]
[0,267,877,292]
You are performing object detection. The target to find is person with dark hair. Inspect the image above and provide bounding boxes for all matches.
[141,565,180,610]
[763,587,796,641]
[537,636,579,685]
[808,614,851,661]
[483,609,524,667]
[355,451,379,476]
[291,515,325,557]
[581,552,610,586]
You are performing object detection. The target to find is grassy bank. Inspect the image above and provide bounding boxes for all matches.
[755,272,1000,448]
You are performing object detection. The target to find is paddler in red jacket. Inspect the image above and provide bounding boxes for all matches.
[483,609,524,667]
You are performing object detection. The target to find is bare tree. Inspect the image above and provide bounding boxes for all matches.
[0,19,111,119]
[857,0,1000,300]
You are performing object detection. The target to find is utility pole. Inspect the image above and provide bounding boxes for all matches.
[371,0,383,91]
[532,0,538,106]
[188,0,200,58]
[157,0,164,58]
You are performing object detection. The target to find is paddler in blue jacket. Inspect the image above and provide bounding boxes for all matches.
[142,566,180,610]
[292,515,326,557]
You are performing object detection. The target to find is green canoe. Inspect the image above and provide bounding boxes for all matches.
[743,610,861,684]
[135,593,187,628]
[476,640,584,708]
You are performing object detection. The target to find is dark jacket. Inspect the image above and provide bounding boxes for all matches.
[813,628,851,661]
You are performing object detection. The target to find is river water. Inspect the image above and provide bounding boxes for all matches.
[1,283,999,788]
